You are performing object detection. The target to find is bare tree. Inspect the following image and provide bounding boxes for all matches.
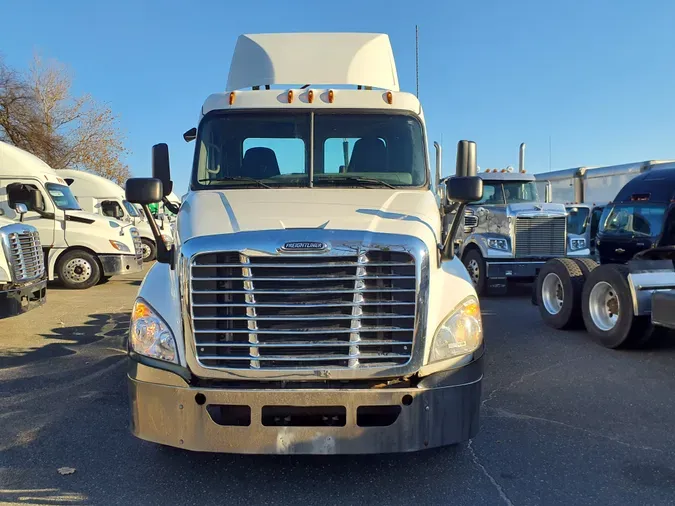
[0,55,130,184]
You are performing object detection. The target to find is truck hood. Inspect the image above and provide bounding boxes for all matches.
[178,189,441,246]
[507,202,567,217]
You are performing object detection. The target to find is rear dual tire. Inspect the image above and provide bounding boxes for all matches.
[581,265,653,349]
[536,258,588,329]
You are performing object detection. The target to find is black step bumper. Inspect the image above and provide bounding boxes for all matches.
[0,279,47,319]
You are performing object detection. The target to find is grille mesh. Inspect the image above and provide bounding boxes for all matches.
[189,251,417,370]
[8,231,44,282]
[515,216,566,257]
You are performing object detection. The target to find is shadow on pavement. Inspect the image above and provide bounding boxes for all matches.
[0,312,130,369]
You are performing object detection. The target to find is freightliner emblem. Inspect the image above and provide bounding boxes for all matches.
[280,241,329,252]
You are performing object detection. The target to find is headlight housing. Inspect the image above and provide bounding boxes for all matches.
[431,297,483,362]
[130,299,178,363]
[569,238,586,251]
[109,240,130,252]
[487,238,509,251]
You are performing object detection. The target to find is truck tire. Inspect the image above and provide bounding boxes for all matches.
[463,249,486,295]
[56,250,101,290]
[572,258,599,277]
[141,238,157,262]
[581,264,652,348]
[536,258,585,329]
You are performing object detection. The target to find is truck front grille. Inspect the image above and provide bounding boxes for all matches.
[8,230,44,282]
[131,228,143,262]
[515,216,566,257]
[189,251,417,370]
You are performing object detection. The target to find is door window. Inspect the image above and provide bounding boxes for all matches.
[101,200,125,219]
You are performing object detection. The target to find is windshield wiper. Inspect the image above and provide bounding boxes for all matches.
[314,177,396,189]
[198,177,271,189]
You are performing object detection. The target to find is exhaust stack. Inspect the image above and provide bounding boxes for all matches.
[519,143,526,173]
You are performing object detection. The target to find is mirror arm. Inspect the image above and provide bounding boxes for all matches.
[162,197,180,215]
[141,204,175,268]
[440,202,467,261]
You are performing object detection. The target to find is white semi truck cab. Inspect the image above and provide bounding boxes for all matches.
[0,212,47,318]
[0,142,143,289]
[58,169,172,262]
[125,33,486,454]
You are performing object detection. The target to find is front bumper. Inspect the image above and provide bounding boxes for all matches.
[128,356,483,454]
[487,260,547,278]
[99,254,143,277]
[0,278,47,319]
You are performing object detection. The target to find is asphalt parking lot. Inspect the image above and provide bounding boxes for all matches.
[1,271,674,506]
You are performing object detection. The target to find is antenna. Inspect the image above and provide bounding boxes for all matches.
[415,25,419,98]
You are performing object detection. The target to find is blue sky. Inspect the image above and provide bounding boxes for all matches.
[2,0,674,193]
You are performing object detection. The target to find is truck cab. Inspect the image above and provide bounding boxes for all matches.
[596,169,675,264]
[123,32,485,454]
[457,170,568,294]
[0,213,47,318]
[59,169,171,262]
[0,142,143,289]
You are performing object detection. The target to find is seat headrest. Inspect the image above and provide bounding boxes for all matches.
[242,147,280,179]
[348,138,387,173]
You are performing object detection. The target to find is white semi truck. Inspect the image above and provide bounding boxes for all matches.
[0,141,143,289]
[0,211,47,318]
[59,169,172,262]
[124,32,486,454]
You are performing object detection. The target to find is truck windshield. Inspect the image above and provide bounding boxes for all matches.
[45,183,81,211]
[567,207,590,235]
[475,181,539,204]
[123,200,140,217]
[192,112,427,188]
[600,204,666,237]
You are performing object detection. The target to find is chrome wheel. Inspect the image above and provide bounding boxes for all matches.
[541,272,564,315]
[141,242,152,261]
[63,257,93,284]
[589,281,619,331]
[467,259,480,286]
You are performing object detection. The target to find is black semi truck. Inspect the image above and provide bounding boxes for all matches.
[533,168,675,348]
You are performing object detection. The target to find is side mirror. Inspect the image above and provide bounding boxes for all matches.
[455,140,477,177]
[152,143,173,197]
[446,176,483,204]
[183,127,197,142]
[126,178,164,205]
[29,190,45,212]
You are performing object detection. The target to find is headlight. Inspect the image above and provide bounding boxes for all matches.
[431,297,483,362]
[487,238,509,251]
[130,299,178,363]
[569,238,586,251]
[109,240,130,252]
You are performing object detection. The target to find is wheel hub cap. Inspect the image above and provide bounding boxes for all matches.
[541,272,564,315]
[467,259,480,285]
[589,281,619,331]
[142,243,151,260]
[64,258,92,283]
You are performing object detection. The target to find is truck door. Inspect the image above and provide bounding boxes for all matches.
[0,179,56,247]
[596,204,664,263]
